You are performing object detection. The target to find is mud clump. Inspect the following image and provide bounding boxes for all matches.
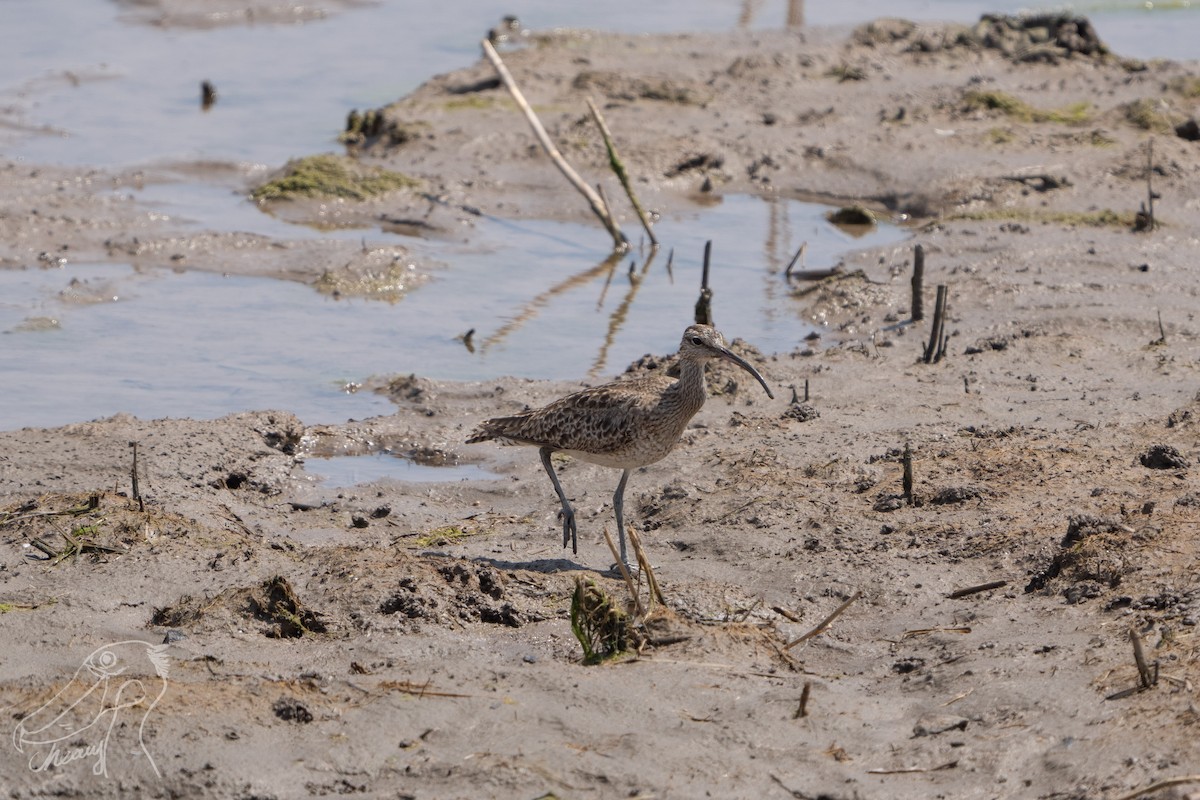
[1139,444,1189,470]
[250,576,328,638]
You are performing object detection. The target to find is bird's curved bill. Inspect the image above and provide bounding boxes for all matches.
[718,349,774,399]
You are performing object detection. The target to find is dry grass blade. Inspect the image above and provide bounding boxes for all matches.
[784,591,862,650]
[947,580,1007,598]
[902,626,972,639]
[625,525,664,607]
[586,96,657,245]
[1110,775,1200,800]
[867,760,958,774]
[377,679,471,699]
[603,527,643,618]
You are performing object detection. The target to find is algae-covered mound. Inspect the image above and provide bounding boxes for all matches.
[252,153,419,202]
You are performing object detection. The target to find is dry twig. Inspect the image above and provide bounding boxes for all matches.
[784,591,862,650]
[586,97,657,246]
[480,39,627,251]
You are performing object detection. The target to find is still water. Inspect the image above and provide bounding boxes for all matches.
[0,0,1193,430]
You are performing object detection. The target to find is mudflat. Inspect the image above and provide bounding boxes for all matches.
[2,14,1199,799]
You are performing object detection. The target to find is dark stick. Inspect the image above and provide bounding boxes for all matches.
[793,681,811,719]
[924,284,948,363]
[902,442,914,506]
[803,378,810,403]
[695,240,714,325]
[784,242,808,280]
[1146,139,1155,230]
[947,580,1007,599]
[129,441,145,512]
[586,96,658,246]
[1130,626,1155,690]
[911,244,925,321]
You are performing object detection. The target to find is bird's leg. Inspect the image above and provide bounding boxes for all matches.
[612,468,631,568]
[539,447,577,554]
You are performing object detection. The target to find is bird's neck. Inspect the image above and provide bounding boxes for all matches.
[673,358,709,417]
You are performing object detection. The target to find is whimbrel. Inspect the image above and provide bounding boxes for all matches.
[467,324,774,566]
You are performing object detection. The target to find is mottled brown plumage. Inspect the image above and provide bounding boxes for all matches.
[467,324,773,566]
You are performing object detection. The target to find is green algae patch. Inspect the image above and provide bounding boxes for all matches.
[948,207,1133,228]
[1121,98,1183,133]
[252,154,419,202]
[963,91,1091,125]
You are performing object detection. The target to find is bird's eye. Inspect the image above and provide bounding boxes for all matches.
[690,336,703,345]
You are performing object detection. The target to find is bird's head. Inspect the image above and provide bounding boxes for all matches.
[678,324,774,399]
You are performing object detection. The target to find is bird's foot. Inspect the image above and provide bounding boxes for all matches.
[607,560,639,578]
[558,508,578,555]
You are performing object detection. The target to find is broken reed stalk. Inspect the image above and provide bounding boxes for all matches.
[784,590,862,650]
[626,525,665,607]
[1129,626,1155,690]
[480,39,628,251]
[923,284,949,363]
[902,442,914,505]
[129,441,144,512]
[602,527,644,618]
[947,580,1007,599]
[695,240,714,325]
[1146,139,1155,230]
[793,681,812,719]
[911,244,925,321]
[585,96,657,246]
[783,242,808,280]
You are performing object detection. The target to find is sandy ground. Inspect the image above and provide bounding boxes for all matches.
[2,12,1200,800]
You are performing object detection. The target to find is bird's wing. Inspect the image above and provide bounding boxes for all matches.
[470,375,670,452]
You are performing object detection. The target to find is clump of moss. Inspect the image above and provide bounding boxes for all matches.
[963,90,1091,124]
[570,576,633,664]
[252,154,418,202]
[1167,76,1200,99]
[988,127,1016,144]
[1121,98,1181,133]
[948,207,1134,228]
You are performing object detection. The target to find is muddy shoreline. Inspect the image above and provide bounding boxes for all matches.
[3,15,1200,800]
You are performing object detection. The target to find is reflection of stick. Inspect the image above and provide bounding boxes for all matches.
[784,590,862,649]
[587,97,657,246]
[590,249,658,377]
[481,39,628,251]
[480,251,623,353]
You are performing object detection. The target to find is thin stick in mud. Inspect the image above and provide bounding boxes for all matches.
[480,38,628,251]
[695,240,714,325]
[586,96,657,246]
[911,243,925,321]
[784,590,862,650]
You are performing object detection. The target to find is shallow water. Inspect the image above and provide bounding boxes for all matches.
[304,453,495,489]
[0,195,906,428]
[0,0,1193,432]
